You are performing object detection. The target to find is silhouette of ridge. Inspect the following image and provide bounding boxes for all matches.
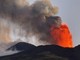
[1,44,80,60]
[6,42,36,51]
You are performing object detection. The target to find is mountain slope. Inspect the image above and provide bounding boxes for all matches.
[6,42,36,51]
[0,44,78,60]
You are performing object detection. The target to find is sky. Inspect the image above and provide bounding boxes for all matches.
[28,0,80,46]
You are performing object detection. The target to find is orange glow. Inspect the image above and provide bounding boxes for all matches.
[50,23,73,48]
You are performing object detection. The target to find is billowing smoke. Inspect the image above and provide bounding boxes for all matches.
[0,0,58,46]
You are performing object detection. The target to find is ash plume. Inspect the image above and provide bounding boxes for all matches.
[31,0,58,16]
[0,0,58,46]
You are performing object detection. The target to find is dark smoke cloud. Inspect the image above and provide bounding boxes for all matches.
[0,0,58,46]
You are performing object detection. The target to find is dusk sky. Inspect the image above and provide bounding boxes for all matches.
[28,0,80,46]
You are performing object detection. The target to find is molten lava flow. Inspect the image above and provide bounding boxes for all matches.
[50,23,73,48]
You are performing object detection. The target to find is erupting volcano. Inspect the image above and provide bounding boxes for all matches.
[0,0,73,48]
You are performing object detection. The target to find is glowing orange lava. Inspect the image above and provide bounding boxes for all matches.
[50,23,73,48]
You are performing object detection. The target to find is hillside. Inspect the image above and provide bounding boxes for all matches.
[0,42,80,60]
